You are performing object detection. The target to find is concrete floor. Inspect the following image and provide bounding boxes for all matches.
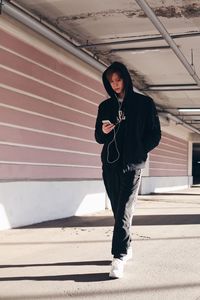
[1,187,200,300]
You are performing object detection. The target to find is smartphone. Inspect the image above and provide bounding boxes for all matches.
[102,120,111,124]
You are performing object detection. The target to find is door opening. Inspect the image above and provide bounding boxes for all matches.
[192,143,200,184]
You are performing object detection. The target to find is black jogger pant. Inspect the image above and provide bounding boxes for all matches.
[103,167,141,258]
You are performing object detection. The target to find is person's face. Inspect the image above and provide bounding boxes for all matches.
[109,72,125,98]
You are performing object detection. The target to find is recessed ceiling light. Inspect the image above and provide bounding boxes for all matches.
[178,108,200,112]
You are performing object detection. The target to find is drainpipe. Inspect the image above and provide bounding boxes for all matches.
[1,0,106,73]
[135,0,200,86]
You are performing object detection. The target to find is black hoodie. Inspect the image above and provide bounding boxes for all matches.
[95,61,161,171]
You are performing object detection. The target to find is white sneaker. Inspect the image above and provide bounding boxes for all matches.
[109,258,124,279]
[122,247,133,262]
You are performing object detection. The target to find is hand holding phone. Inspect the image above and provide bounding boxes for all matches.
[102,120,111,124]
[102,120,115,134]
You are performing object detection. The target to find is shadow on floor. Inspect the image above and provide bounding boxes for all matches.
[150,192,200,196]
[0,260,111,269]
[20,213,200,229]
[0,272,110,282]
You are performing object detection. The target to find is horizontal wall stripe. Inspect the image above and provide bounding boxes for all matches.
[0,59,101,105]
[0,161,101,168]
[0,124,100,154]
[0,66,99,107]
[150,153,187,163]
[149,162,187,170]
[150,160,187,166]
[149,170,187,176]
[0,45,105,97]
[0,84,98,116]
[0,29,104,96]
[161,137,187,149]
[151,148,187,159]
[157,141,188,154]
[152,137,188,153]
[0,145,100,165]
[162,132,188,146]
[149,132,188,177]
[0,141,99,156]
[150,168,187,173]
[0,122,96,144]
[0,164,102,180]
[0,107,94,141]
[157,141,188,155]
[0,86,96,122]
[0,88,97,128]
[0,103,94,130]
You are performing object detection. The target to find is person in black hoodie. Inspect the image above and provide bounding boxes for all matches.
[95,61,161,279]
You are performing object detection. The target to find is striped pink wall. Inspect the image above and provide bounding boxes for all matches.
[0,28,105,180]
[149,132,188,176]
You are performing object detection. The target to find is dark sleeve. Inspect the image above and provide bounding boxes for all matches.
[94,103,113,144]
[143,98,161,153]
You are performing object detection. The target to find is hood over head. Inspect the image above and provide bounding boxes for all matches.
[102,61,133,98]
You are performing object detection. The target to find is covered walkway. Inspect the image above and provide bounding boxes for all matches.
[1,187,200,300]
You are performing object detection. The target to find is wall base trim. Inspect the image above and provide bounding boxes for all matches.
[0,180,106,230]
[140,176,193,195]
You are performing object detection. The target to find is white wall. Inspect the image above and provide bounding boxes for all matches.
[140,176,193,194]
[0,180,106,230]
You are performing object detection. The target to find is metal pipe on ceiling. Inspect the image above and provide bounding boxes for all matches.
[147,84,198,88]
[2,1,106,73]
[163,113,200,135]
[79,31,200,48]
[179,118,200,121]
[134,0,200,87]
[146,88,200,92]
[143,85,200,91]
[110,45,170,53]
[183,120,200,122]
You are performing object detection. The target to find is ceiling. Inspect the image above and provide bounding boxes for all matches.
[4,0,200,135]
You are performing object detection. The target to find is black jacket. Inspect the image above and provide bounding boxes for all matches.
[95,62,161,170]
